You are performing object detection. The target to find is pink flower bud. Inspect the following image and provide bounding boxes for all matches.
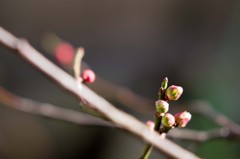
[161,113,175,128]
[174,111,192,127]
[165,85,183,101]
[155,100,169,115]
[146,120,155,130]
[81,69,96,83]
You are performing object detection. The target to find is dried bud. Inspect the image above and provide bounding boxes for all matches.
[81,69,96,83]
[155,100,169,115]
[161,113,175,128]
[165,85,183,101]
[174,111,192,127]
[146,120,155,131]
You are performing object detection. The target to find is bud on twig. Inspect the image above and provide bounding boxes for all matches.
[161,113,175,128]
[165,85,183,101]
[161,77,168,90]
[174,111,192,127]
[155,100,169,115]
[81,69,96,83]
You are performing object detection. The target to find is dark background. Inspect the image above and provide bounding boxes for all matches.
[0,1,240,158]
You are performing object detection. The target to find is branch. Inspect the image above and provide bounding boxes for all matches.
[189,100,240,138]
[0,26,200,159]
[0,87,113,127]
[167,128,240,142]
[90,76,153,113]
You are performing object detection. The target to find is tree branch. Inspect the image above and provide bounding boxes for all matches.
[167,128,240,142]
[0,26,200,159]
[189,100,240,138]
[0,87,113,127]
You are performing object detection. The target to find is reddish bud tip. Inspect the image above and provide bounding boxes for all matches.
[55,42,74,65]
[165,85,183,101]
[174,111,192,127]
[155,100,169,115]
[161,113,175,128]
[81,69,96,83]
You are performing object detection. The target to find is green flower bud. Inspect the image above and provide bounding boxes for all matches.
[161,113,175,128]
[161,77,168,90]
[155,100,169,115]
[165,85,183,101]
[174,111,192,127]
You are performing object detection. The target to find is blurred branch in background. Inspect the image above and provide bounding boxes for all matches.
[0,87,113,127]
[168,128,238,142]
[188,100,240,138]
[0,26,200,159]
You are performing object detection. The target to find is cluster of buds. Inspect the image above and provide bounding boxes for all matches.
[152,77,191,133]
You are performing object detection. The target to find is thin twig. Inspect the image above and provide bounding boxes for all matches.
[90,76,153,113]
[0,87,114,127]
[0,26,200,159]
[189,100,240,137]
[167,128,240,142]
[73,48,84,80]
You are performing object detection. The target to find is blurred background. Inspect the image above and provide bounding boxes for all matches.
[0,0,240,158]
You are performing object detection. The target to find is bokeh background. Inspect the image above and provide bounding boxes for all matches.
[1,1,240,159]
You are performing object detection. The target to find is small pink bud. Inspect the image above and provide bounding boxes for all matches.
[146,120,155,130]
[165,85,183,101]
[81,69,96,83]
[174,111,192,127]
[161,113,175,128]
[155,100,169,115]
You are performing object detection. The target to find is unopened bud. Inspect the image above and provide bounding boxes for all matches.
[155,100,169,115]
[161,77,168,90]
[161,113,175,128]
[174,111,192,127]
[165,85,183,101]
[81,69,96,83]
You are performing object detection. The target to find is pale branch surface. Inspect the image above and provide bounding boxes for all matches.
[90,76,153,112]
[0,87,113,127]
[0,26,200,159]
